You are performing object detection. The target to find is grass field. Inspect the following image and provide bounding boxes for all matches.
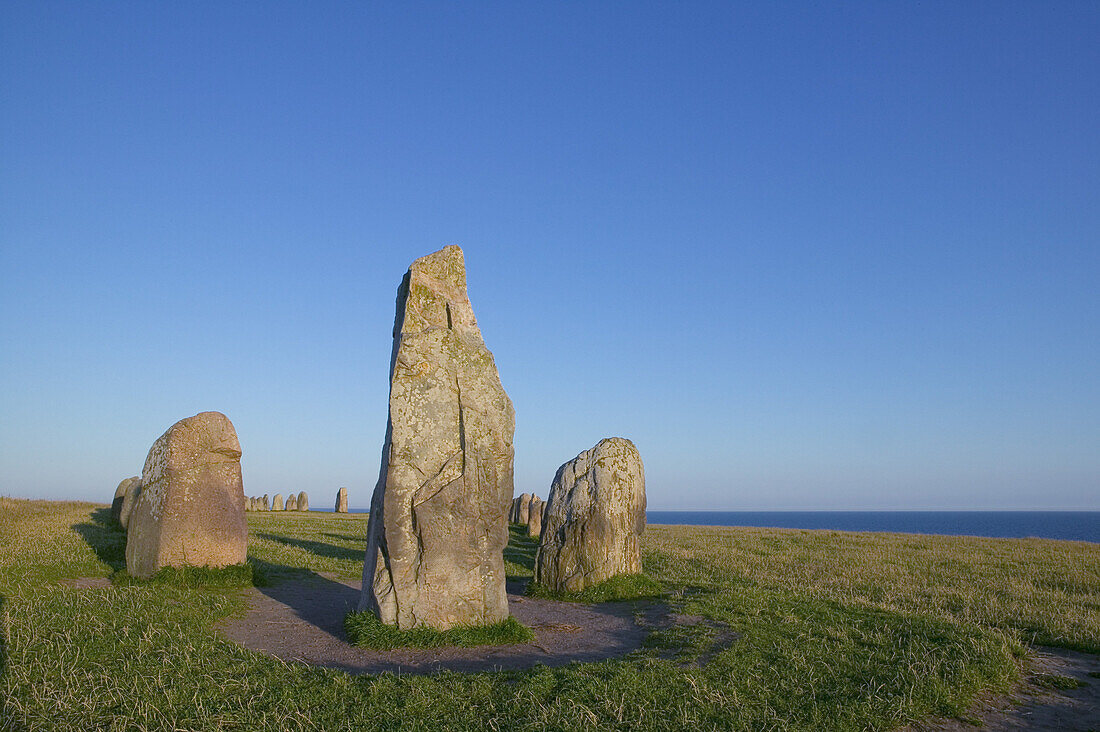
[1,497,1097,731]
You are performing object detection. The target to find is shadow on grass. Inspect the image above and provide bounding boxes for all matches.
[505,524,538,577]
[244,557,361,642]
[71,507,126,571]
[255,533,365,563]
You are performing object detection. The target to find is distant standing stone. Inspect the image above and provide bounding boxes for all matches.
[111,478,136,524]
[272,493,284,511]
[297,491,309,511]
[527,498,544,538]
[125,411,247,579]
[118,477,143,530]
[534,438,646,593]
[335,487,349,513]
[262,494,270,511]
[285,493,298,511]
[517,493,533,524]
[360,245,515,630]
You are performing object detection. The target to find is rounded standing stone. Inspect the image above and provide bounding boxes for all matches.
[297,491,309,511]
[527,498,544,539]
[285,493,298,511]
[534,437,646,593]
[125,411,247,579]
[272,493,284,511]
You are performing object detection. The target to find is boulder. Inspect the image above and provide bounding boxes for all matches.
[360,245,515,630]
[125,411,247,579]
[285,493,298,511]
[335,487,349,513]
[534,438,646,593]
[527,498,544,538]
[272,493,284,511]
[297,491,309,511]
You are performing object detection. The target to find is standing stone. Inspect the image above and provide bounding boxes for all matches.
[527,498,544,539]
[510,496,521,522]
[534,438,646,593]
[111,476,141,525]
[297,491,309,511]
[360,245,515,630]
[111,477,136,524]
[245,497,253,512]
[285,493,298,511]
[125,411,247,579]
[517,493,533,524]
[262,494,270,511]
[272,493,284,511]
[119,479,143,531]
[335,487,349,513]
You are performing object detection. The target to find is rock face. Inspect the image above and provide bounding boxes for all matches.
[335,487,349,513]
[125,412,247,579]
[272,493,284,511]
[297,491,309,511]
[285,493,298,511]
[527,498,544,538]
[534,438,646,593]
[360,245,515,630]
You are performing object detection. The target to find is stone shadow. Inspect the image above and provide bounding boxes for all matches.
[217,568,678,675]
[254,533,365,563]
[70,507,126,571]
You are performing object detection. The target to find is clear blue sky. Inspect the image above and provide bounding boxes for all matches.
[2,2,1097,510]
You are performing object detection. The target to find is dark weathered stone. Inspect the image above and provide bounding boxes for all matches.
[534,438,646,593]
[360,245,515,630]
[335,487,349,513]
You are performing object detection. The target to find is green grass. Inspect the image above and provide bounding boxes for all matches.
[345,612,533,649]
[1032,672,1086,691]
[111,563,260,588]
[527,573,664,603]
[1,496,1097,731]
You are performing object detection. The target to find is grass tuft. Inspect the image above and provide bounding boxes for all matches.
[111,563,257,588]
[527,572,664,602]
[344,611,533,649]
[1033,673,1086,691]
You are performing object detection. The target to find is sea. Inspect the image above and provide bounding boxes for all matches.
[341,509,1099,543]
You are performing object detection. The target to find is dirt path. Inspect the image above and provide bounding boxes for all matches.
[909,646,1100,731]
[216,574,672,674]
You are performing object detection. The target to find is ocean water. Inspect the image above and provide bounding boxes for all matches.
[340,508,1098,542]
[646,511,1100,543]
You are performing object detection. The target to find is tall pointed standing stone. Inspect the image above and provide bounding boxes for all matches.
[360,245,515,630]
[335,487,349,513]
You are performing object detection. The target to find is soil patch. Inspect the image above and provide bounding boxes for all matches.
[217,575,680,674]
[909,646,1100,731]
